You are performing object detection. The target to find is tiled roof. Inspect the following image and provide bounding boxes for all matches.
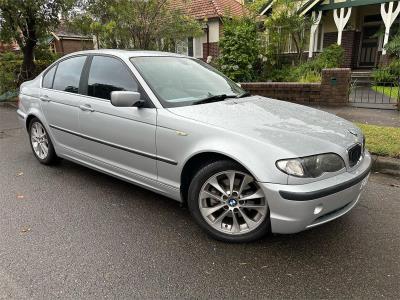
[170,0,247,20]
[53,21,92,40]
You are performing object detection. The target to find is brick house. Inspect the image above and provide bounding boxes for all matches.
[260,0,400,69]
[0,41,19,53]
[170,0,247,60]
[49,28,94,56]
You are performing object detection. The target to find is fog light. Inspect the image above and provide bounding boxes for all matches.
[314,205,323,215]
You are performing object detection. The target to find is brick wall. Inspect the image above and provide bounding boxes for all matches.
[203,42,219,60]
[320,68,351,105]
[241,68,351,106]
[341,31,357,68]
[241,82,321,105]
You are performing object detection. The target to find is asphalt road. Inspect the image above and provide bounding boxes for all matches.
[0,105,399,299]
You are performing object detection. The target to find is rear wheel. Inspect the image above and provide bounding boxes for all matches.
[29,118,58,165]
[188,160,270,243]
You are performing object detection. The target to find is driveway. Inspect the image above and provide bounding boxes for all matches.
[0,105,399,299]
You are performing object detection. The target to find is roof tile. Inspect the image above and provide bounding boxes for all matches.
[170,0,247,20]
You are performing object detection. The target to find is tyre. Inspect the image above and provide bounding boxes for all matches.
[188,160,270,243]
[28,118,58,165]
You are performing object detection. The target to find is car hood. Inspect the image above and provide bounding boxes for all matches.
[167,96,363,157]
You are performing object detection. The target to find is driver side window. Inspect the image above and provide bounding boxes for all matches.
[88,56,138,100]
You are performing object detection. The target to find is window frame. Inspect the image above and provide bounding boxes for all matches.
[41,54,89,95]
[81,54,154,108]
[42,63,58,89]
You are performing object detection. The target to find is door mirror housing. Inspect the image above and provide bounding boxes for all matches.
[110,91,144,107]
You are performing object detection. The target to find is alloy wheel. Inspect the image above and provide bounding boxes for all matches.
[30,122,49,160]
[198,170,268,235]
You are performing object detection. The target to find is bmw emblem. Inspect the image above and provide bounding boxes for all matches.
[228,199,237,207]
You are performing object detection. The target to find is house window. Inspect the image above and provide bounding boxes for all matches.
[176,38,195,57]
[175,39,188,55]
[188,37,194,57]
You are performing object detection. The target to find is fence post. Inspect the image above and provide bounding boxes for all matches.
[320,68,351,105]
[398,78,400,111]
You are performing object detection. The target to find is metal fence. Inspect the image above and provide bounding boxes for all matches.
[349,79,399,110]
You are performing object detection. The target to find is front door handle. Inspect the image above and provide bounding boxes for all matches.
[79,104,95,112]
[40,95,51,102]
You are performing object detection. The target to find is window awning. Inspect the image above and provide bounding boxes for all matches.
[299,0,394,16]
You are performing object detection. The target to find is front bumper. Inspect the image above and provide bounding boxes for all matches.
[260,151,372,234]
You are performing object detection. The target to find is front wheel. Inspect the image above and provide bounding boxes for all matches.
[188,160,270,243]
[29,118,58,165]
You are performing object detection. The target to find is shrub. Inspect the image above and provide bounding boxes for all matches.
[385,33,400,58]
[263,65,298,82]
[372,59,400,84]
[0,49,56,99]
[296,44,344,74]
[218,17,262,82]
[0,52,23,95]
[299,71,321,83]
[371,69,396,84]
[261,44,344,83]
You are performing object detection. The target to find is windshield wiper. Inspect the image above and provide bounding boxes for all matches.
[237,91,251,98]
[192,94,237,105]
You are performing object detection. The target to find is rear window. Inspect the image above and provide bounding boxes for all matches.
[42,65,56,89]
[53,56,86,93]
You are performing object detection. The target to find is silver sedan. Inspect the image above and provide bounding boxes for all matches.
[17,50,372,242]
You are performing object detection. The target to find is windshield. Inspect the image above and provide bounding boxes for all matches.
[130,56,245,107]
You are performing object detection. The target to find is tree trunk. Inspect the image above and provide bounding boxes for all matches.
[18,15,37,84]
[19,41,36,84]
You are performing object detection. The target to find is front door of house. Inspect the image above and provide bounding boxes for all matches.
[358,25,380,68]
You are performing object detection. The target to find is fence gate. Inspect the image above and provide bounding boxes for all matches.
[349,72,399,110]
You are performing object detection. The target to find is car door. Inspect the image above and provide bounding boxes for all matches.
[78,55,157,180]
[40,55,87,153]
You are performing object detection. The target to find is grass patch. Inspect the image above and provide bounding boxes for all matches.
[356,123,400,158]
[372,85,400,100]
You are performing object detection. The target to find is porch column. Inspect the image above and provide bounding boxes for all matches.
[308,10,322,58]
[333,7,352,45]
[381,1,400,55]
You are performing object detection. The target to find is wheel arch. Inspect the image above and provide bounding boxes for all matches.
[26,114,39,131]
[180,151,256,205]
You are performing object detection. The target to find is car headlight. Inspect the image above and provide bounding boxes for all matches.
[276,153,345,178]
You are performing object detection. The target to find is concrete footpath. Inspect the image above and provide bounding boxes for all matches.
[315,105,400,127]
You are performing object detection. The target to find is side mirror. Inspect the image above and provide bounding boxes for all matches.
[110,91,145,108]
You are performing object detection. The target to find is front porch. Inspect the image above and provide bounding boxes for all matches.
[303,0,400,69]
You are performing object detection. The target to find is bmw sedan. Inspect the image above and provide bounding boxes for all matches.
[17,50,372,242]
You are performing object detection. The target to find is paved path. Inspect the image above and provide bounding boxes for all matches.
[315,105,400,127]
[1,106,400,299]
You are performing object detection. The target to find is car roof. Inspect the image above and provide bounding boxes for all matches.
[64,49,190,60]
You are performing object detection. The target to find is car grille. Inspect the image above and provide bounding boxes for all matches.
[348,144,362,167]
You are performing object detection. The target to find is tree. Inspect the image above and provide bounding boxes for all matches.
[218,17,262,82]
[69,0,202,51]
[263,0,312,66]
[0,0,73,82]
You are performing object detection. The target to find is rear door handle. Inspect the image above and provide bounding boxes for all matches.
[40,95,51,102]
[79,104,95,112]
